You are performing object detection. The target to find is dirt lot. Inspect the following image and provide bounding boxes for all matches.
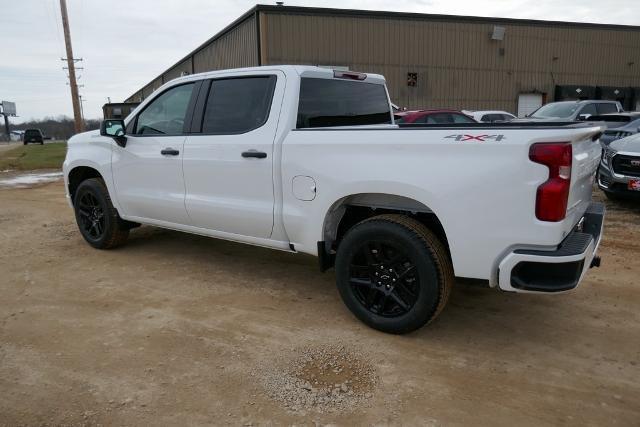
[0,143,21,154]
[1,180,639,426]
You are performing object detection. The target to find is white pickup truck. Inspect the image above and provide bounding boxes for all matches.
[64,65,605,334]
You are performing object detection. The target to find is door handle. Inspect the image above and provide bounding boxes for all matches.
[161,148,180,156]
[241,150,267,159]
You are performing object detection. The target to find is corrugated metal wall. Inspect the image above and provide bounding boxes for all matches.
[193,15,258,73]
[260,11,640,113]
[141,77,163,99]
[125,15,258,103]
[163,58,194,82]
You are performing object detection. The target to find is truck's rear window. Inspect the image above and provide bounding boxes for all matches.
[296,78,391,128]
[25,130,41,137]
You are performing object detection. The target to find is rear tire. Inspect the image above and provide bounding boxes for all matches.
[73,178,129,249]
[335,214,453,334]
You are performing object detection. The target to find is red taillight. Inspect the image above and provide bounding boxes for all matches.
[333,70,367,80]
[529,142,572,222]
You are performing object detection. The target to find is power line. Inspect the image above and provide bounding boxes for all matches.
[46,0,66,59]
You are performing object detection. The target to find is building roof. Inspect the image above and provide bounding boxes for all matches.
[255,5,640,30]
[181,4,640,74]
[127,4,640,102]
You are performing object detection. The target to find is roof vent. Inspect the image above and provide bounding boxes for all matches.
[276,1,284,5]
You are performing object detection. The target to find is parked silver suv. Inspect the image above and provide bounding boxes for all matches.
[518,100,623,122]
[598,133,640,199]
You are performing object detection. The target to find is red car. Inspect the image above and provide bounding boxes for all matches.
[395,109,477,124]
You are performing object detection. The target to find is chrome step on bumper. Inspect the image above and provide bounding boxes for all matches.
[497,202,605,293]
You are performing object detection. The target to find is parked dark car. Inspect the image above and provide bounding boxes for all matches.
[589,112,640,146]
[515,100,623,122]
[598,132,640,200]
[394,109,477,124]
[23,129,44,145]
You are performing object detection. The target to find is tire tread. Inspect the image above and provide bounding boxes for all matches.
[352,214,454,330]
[75,178,129,249]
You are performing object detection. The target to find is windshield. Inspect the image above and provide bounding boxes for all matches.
[530,102,579,119]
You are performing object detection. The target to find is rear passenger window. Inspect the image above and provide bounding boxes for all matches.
[580,104,598,116]
[452,113,475,123]
[481,114,501,122]
[411,115,430,124]
[426,113,454,124]
[597,103,618,114]
[297,78,391,128]
[201,76,276,134]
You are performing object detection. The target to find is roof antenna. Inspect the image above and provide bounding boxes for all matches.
[276,1,284,5]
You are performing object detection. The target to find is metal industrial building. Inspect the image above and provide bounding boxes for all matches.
[123,5,640,115]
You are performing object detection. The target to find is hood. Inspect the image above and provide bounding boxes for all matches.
[607,121,640,132]
[610,133,640,152]
[68,129,101,144]
[511,117,568,122]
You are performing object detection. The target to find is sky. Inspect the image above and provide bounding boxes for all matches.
[2,0,640,123]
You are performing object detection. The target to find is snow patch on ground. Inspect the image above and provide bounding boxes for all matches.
[0,172,63,188]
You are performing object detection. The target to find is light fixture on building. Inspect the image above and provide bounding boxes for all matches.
[491,26,505,41]
[407,72,417,87]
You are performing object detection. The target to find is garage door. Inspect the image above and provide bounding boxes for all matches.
[517,93,543,117]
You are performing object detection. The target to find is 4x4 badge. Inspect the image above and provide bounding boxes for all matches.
[445,134,506,142]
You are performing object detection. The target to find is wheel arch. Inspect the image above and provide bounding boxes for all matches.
[320,193,450,269]
[67,166,105,203]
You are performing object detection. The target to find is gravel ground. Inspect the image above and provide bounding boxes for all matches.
[258,344,378,414]
[0,180,639,426]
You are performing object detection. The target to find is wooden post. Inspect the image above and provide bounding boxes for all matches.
[59,0,84,133]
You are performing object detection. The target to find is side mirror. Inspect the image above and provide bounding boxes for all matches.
[578,114,591,121]
[100,119,127,147]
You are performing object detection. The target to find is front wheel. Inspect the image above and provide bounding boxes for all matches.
[73,178,129,249]
[335,214,453,334]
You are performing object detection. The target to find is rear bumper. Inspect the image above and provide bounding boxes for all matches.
[497,202,605,293]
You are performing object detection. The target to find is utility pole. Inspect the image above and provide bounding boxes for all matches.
[59,0,84,133]
[79,95,85,123]
[2,114,9,141]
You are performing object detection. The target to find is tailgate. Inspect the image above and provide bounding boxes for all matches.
[566,127,603,221]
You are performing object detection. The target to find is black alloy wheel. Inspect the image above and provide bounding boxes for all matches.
[73,178,129,249]
[349,240,420,317]
[77,191,106,240]
[335,214,453,334]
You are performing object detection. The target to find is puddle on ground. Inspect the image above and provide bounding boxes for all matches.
[0,171,63,188]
